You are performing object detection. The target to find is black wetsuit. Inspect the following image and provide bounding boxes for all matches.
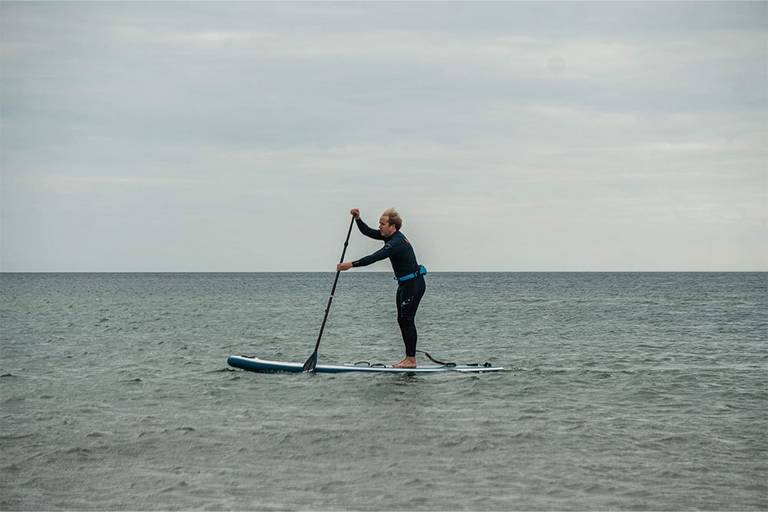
[351,218,426,357]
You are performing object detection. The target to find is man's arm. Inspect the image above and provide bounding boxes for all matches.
[337,236,407,271]
[351,236,406,268]
[355,218,384,240]
[349,208,383,240]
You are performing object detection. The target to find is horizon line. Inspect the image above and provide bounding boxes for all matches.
[1,270,766,274]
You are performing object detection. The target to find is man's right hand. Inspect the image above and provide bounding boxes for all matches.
[350,208,360,219]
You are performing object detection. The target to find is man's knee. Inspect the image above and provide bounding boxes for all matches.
[398,314,414,326]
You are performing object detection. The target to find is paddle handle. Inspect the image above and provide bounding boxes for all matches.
[311,216,355,353]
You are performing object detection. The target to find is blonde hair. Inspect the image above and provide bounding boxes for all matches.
[382,208,402,230]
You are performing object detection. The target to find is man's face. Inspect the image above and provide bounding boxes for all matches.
[378,216,397,237]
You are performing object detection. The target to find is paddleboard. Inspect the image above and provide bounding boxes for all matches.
[227,355,504,374]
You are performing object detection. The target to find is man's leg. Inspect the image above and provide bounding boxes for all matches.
[394,279,425,368]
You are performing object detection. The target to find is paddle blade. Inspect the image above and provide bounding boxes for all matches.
[302,351,318,372]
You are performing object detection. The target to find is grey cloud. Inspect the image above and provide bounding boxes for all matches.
[1,2,766,271]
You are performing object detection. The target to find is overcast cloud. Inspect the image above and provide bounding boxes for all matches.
[1,2,766,271]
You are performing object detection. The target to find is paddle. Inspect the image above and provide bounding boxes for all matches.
[302,215,356,372]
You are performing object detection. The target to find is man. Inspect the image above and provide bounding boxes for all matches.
[337,208,427,369]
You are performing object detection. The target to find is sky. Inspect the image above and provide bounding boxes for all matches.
[1,1,766,272]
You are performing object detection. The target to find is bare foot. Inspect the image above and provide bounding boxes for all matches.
[391,357,417,369]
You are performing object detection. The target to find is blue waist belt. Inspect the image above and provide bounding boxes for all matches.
[396,265,427,283]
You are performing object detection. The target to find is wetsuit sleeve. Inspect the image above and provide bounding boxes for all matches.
[352,236,407,267]
[355,218,384,240]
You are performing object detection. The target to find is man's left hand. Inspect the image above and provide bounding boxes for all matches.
[337,262,353,272]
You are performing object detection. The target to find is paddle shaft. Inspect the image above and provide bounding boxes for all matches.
[310,216,356,354]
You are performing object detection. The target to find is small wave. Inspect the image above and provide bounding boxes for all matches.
[278,428,346,446]
[0,432,33,441]
[58,447,93,460]
[641,433,692,446]
[2,463,22,473]
[160,481,189,493]
[159,427,195,434]
[207,367,237,373]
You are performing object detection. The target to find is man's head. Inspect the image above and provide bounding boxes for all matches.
[378,208,402,237]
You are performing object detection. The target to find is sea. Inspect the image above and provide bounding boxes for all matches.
[1,272,766,511]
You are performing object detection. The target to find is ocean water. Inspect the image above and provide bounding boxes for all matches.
[1,272,766,510]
